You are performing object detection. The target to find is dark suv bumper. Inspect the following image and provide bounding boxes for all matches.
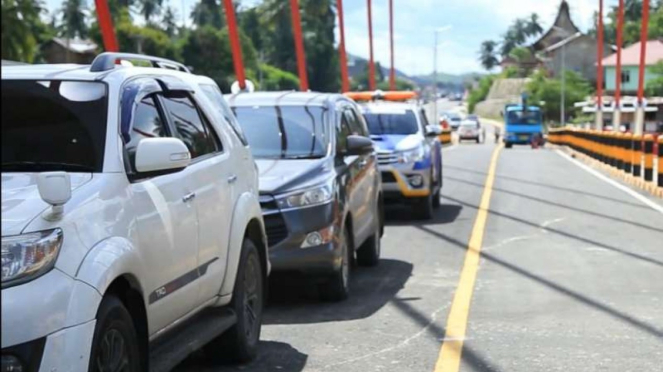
[261,198,342,274]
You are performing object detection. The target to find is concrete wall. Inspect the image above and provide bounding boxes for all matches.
[474,78,529,118]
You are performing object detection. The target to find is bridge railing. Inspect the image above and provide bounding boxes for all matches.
[548,128,662,189]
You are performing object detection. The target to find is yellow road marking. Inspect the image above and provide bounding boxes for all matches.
[434,144,503,372]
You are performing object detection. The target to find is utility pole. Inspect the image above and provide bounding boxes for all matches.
[389,0,396,91]
[613,0,625,132]
[635,0,651,135]
[561,41,566,125]
[596,0,605,130]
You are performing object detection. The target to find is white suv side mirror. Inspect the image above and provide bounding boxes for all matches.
[37,172,71,220]
[135,138,191,174]
[425,124,442,137]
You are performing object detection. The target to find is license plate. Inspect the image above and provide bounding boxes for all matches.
[518,135,529,141]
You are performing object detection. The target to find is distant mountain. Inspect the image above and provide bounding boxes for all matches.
[410,72,485,86]
[347,53,411,81]
[346,53,483,90]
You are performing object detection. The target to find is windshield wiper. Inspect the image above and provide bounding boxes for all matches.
[1,161,95,172]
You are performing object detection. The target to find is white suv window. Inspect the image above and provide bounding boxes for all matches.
[161,95,221,159]
[200,84,249,146]
[125,96,167,169]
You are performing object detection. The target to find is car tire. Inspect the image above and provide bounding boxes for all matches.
[320,227,351,302]
[88,295,141,372]
[413,193,434,220]
[476,137,480,144]
[206,238,263,363]
[505,142,513,149]
[357,213,381,267]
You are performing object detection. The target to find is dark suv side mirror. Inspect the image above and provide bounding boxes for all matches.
[346,135,374,156]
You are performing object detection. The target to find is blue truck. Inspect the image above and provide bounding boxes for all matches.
[503,102,544,149]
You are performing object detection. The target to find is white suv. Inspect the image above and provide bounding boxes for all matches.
[1,53,268,372]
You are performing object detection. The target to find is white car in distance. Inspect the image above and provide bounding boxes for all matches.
[1,53,269,372]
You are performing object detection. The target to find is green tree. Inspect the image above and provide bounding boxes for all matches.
[479,40,499,71]
[467,74,496,113]
[191,0,224,29]
[162,6,177,37]
[240,6,263,51]
[138,0,163,24]
[525,13,543,37]
[59,0,88,39]
[181,25,257,91]
[646,61,663,96]
[526,69,591,123]
[301,0,339,91]
[259,63,300,90]
[261,0,296,74]
[1,0,47,62]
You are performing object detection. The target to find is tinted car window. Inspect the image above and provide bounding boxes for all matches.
[507,110,541,125]
[344,109,367,136]
[337,113,353,152]
[363,109,419,135]
[232,105,329,159]
[125,96,166,170]
[1,80,108,172]
[200,84,248,146]
[162,96,219,158]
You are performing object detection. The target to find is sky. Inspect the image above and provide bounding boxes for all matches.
[44,0,603,76]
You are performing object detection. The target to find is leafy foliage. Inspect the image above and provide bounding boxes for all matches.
[589,0,663,46]
[478,12,543,71]
[467,74,496,113]
[526,69,591,123]
[60,0,88,39]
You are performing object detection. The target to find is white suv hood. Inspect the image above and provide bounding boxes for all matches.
[1,173,93,236]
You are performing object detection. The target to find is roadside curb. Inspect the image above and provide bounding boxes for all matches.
[551,144,663,199]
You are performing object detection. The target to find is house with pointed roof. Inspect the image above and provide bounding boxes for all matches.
[533,1,613,82]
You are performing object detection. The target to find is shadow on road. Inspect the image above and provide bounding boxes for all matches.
[444,164,652,209]
[384,203,463,226]
[265,259,412,325]
[414,216,663,340]
[174,341,307,372]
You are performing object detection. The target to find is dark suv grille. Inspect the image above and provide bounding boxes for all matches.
[381,171,397,183]
[263,213,288,247]
[259,195,288,247]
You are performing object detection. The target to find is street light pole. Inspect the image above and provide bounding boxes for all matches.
[432,26,451,125]
[561,42,566,126]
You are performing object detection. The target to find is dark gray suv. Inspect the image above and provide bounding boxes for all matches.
[226,92,384,301]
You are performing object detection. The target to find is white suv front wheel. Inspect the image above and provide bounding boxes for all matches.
[88,296,141,372]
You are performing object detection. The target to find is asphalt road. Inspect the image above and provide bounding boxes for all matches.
[176,120,663,372]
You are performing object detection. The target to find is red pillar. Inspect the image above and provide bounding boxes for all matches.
[290,0,309,91]
[94,0,119,52]
[367,0,376,91]
[389,0,396,91]
[637,0,651,105]
[337,0,350,92]
[223,0,246,90]
[615,0,624,107]
[597,0,604,112]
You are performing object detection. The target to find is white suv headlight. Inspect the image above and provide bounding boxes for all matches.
[277,182,334,209]
[398,146,425,164]
[1,229,63,288]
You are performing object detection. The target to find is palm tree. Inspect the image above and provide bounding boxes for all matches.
[525,13,543,37]
[1,0,45,62]
[162,6,177,37]
[60,0,88,39]
[139,0,163,24]
[511,19,528,45]
[190,0,223,29]
[479,40,499,71]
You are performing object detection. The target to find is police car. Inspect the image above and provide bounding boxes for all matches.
[346,91,443,219]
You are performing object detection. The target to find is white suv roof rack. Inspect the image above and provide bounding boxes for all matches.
[90,52,191,73]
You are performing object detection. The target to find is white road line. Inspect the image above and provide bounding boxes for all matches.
[555,149,663,215]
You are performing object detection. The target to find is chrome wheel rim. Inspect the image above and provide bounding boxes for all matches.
[96,329,129,372]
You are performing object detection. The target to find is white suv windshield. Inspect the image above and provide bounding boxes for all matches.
[2,80,108,173]
[363,109,419,135]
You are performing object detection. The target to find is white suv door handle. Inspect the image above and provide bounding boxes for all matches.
[182,192,196,203]
[227,175,238,184]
